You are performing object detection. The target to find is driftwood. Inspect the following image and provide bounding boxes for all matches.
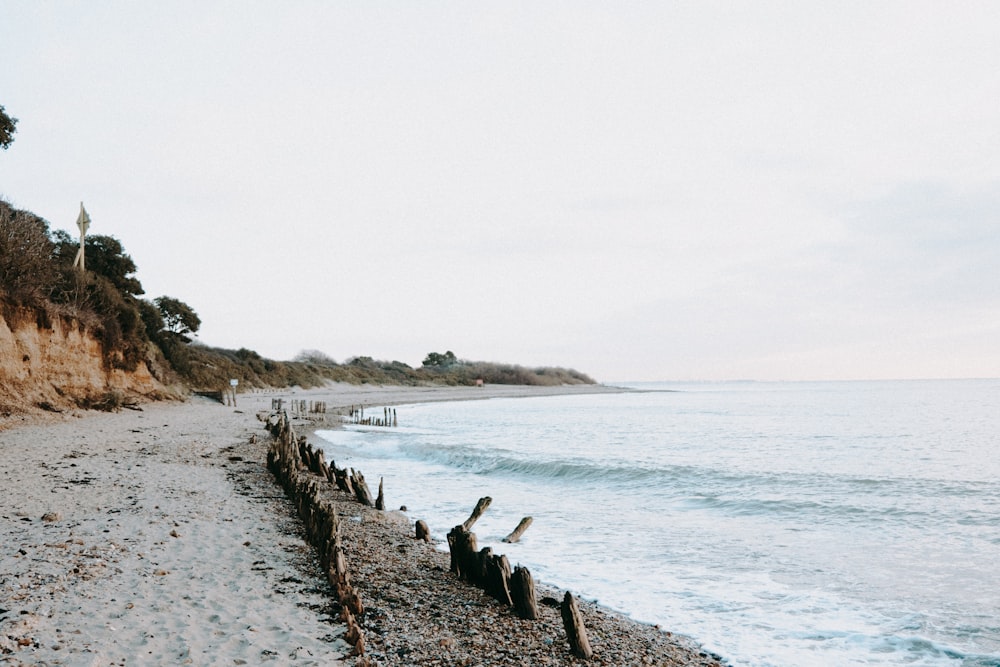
[561,592,593,659]
[511,565,539,620]
[415,519,431,542]
[461,496,492,531]
[375,477,385,510]
[502,516,533,543]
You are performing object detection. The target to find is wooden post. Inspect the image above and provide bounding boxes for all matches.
[561,592,593,659]
[341,607,365,656]
[447,526,478,582]
[461,496,492,531]
[333,531,349,583]
[415,519,431,542]
[511,565,539,620]
[375,477,385,510]
[485,553,513,606]
[447,526,458,573]
[470,546,489,588]
[332,462,354,495]
[502,516,533,543]
[352,469,374,506]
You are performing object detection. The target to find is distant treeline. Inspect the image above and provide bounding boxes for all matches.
[0,198,595,391]
[179,347,594,390]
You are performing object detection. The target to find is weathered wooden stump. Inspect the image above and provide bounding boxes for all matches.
[330,461,354,495]
[486,553,513,606]
[511,565,539,620]
[561,591,593,659]
[502,516,533,543]
[341,607,365,654]
[415,519,431,542]
[476,546,493,587]
[447,526,479,582]
[375,477,385,510]
[461,496,492,530]
[352,469,374,506]
[342,588,364,617]
[297,436,309,467]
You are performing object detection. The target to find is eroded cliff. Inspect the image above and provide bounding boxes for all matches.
[0,305,165,418]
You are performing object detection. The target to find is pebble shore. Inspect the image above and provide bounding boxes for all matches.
[332,493,728,666]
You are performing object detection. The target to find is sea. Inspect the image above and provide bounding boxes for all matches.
[314,379,1000,667]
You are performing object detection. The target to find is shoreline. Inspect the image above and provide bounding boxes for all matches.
[2,382,725,666]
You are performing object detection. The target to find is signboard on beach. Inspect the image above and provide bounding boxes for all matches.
[230,379,238,387]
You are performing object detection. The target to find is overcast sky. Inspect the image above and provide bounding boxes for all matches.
[2,2,998,382]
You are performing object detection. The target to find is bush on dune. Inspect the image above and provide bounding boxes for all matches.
[169,347,597,391]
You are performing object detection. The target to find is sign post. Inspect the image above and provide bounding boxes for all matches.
[72,202,91,272]
[229,379,238,407]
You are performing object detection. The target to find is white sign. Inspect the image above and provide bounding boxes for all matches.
[230,379,239,387]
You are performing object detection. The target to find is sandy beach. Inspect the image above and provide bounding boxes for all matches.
[2,383,724,666]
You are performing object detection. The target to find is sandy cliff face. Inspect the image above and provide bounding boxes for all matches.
[0,305,163,415]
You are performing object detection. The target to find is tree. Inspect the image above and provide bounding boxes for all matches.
[348,355,378,369]
[137,299,164,339]
[422,350,458,367]
[0,105,16,150]
[52,231,144,296]
[154,296,200,341]
[0,199,57,305]
[295,349,338,366]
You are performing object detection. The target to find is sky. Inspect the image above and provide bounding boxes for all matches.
[2,2,999,382]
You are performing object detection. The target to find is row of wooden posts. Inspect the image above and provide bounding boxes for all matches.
[445,497,593,659]
[264,411,369,656]
[348,405,398,427]
[263,409,593,661]
[267,399,396,427]
[271,398,330,416]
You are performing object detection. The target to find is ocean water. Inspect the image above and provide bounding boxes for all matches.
[315,380,1000,666]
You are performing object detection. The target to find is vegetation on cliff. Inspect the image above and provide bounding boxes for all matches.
[0,104,16,151]
[1,198,595,401]
[1,198,174,374]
